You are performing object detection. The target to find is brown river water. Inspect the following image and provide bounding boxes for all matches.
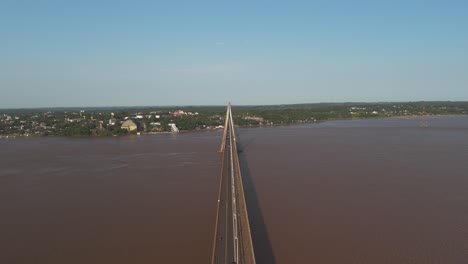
[1,116,468,264]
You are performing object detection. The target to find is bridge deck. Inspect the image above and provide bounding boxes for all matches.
[212,104,256,264]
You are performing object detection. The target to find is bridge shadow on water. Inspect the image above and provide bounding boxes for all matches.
[238,139,276,264]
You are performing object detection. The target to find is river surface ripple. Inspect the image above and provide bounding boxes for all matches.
[1,116,467,264]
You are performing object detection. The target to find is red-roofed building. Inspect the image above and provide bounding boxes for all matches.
[173,110,185,117]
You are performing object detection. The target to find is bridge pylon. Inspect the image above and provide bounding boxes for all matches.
[220,102,231,152]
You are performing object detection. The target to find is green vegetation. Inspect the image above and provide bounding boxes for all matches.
[1,101,467,137]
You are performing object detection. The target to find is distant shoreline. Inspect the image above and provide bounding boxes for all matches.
[1,114,466,139]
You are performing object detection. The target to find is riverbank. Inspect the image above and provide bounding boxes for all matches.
[1,114,466,139]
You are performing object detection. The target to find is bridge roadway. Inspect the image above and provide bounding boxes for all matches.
[212,104,256,264]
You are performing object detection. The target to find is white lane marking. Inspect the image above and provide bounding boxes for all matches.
[228,112,240,264]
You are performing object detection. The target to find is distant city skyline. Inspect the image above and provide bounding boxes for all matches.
[1,1,468,108]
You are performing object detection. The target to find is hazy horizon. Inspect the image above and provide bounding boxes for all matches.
[2,1,468,108]
[2,100,468,111]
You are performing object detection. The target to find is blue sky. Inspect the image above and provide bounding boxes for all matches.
[1,1,467,108]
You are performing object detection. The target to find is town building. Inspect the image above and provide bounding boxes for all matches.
[168,123,179,132]
[173,110,185,117]
[244,116,264,122]
[121,120,137,131]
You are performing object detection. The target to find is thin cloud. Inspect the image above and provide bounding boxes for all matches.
[159,62,243,76]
